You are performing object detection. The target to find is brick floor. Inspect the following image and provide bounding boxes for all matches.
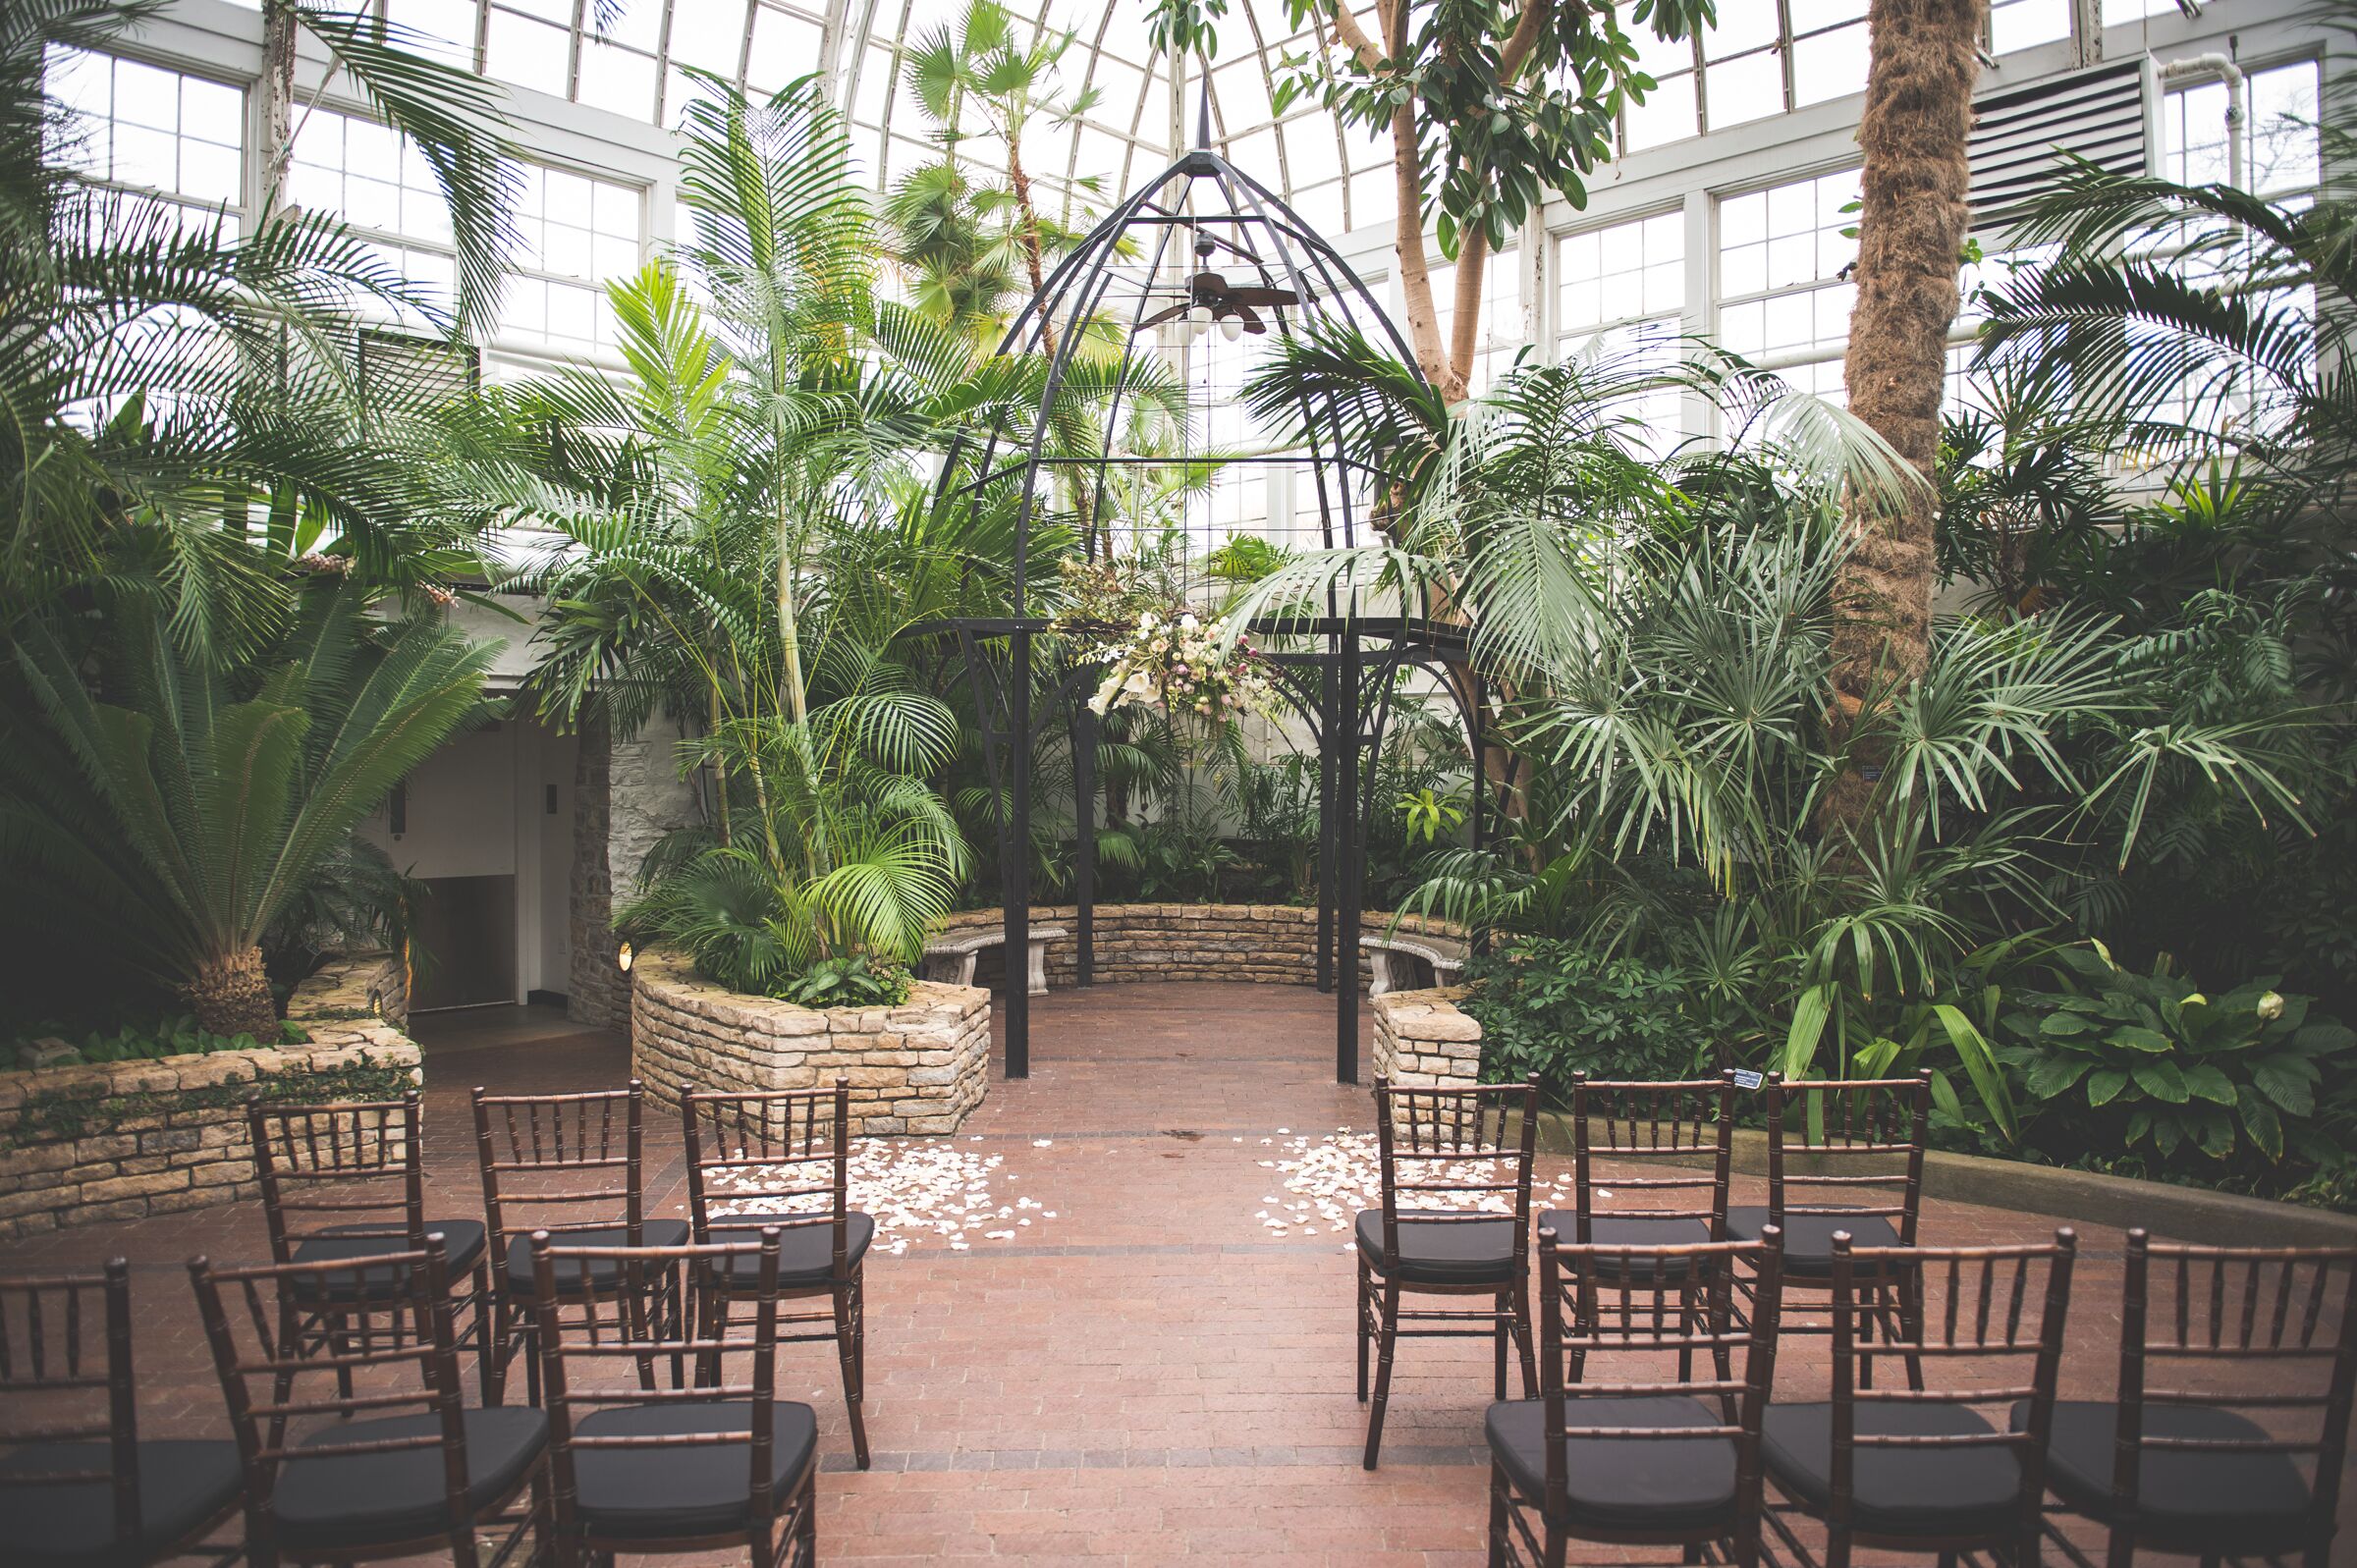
[6,981,2350,1565]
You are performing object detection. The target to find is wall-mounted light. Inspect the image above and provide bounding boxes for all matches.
[617,940,633,974]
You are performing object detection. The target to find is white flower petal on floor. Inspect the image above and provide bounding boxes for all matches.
[705,1137,1059,1253]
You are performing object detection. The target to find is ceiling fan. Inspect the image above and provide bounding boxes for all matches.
[1137,269,1301,341]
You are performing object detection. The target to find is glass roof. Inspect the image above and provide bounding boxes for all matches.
[338,0,2099,242]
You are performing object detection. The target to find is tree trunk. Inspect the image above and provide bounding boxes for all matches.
[1821,0,1984,837]
[260,0,299,210]
[188,946,280,1040]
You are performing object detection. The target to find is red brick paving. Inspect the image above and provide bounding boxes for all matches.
[5,981,2350,1565]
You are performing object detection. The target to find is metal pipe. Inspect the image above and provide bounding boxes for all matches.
[2161,53,2246,189]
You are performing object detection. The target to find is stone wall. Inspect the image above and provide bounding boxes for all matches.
[933,903,1467,990]
[1370,986,1484,1090]
[0,952,424,1239]
[568,710,628,1030]
[630,948,990,1135]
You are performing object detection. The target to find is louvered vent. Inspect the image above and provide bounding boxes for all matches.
[356,326,478,409]
[1968,57,2154,241]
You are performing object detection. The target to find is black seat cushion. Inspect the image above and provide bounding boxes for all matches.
[1486,1395,1738,1533]
[1539,1211,1710,1278]
[502,1219,692,1296]
[704,1214,875,1287]
[0,1439,243,1565]
[291,1220,488,1302]
[1763,1401,2023,1541]
[1355,1210,1520,1286]
[568,1400,818,1540]
[1726,1206,1906,1277]
[272,1407,548,1549]
[2021,1399,2314,1551]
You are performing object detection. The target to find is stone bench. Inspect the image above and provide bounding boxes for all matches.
[1359,931,1469,997]
[923,926,1069,996]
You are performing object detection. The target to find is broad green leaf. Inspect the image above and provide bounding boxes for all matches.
[2131,1059,2190,1104]
[2087,1068,2131,1107]
[2108,1025,2175,1054]
[2181,1063,2236,1106]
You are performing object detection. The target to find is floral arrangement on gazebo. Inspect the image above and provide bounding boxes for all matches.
[1082,608,1275,721]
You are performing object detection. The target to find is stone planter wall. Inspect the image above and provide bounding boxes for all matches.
[0,951,424,1239]
[1370,986,1485,1090]
[630,948,990,1135]
[933,903,1468,991]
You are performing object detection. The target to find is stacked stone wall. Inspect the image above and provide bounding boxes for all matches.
[1370,986,1484,1090]
[0,951,423,1239]
[935,903,1465,990]
[630,949,991,1135]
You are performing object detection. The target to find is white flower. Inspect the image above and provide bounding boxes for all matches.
[1178,613,1199,629]
[2258,991,2286,1020]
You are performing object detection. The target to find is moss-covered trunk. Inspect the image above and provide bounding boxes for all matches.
[1822,0,1985,836]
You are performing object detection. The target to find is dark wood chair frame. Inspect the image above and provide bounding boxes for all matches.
[1360,1074,1543,1470]
[527,1230,817,1568]
[1559,1072,1737,1381]
[472,1080,683,1405]
[247,1092,494,1414]
[1760,1228,2077,1568]
[2039,1230,2357,1568]
[0,1258,244,1567]
[680,1078,872,1470]
[1736,1071,1932,1389]
[188,1235,549,1568]
[1489,1225,1785,1568]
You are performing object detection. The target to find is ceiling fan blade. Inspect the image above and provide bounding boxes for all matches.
[1191,271,1231,297]
[1228,286,1299,307]
[1134,302,1189,330]
[1235,302,1268,335]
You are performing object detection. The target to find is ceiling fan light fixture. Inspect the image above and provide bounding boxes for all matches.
[1218,314,1244,343]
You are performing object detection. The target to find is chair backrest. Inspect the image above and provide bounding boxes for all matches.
[1828,1229,2076,1546]
[1569,1072,1735,1241]
[1533,1225,1783,1536]
[188,1237,471,1557]
[1762,1072,1930,1245]
[1371,1075,1539,1268]
[247,1092,430,1262]
[681,1081,851,1255]
[0,1259,140,1540]
[473,1082,649,1264]
[528,1231,785,1543]
[2109,1230,2357,1540]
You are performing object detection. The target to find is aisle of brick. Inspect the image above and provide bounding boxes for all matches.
[6,981,2348,1565]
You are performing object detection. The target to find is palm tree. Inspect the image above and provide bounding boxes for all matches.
[1823,0,1986,838]
[900,0,1100,327]
[0,585,498,1035]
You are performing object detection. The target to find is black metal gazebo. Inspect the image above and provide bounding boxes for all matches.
[930,108,1492,1085]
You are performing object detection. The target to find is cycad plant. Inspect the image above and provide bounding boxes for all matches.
[0,585,496,1035]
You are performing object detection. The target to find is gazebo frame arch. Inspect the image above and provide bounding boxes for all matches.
[926,117,1490,1085]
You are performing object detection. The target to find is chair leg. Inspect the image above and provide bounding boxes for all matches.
[1363,1278,1401,1470]
[1509,1276,1538,1399]
[2104,1524,2135,1568]
[469,1264,498,1406]
[835,1271,872,1470]
[1356,1257,1371,1403]
[1826,1524,1852,1568]
[1898,1269,1927,1391]
[1493,1289,1508,1400]
[1486,1461,1508,1568]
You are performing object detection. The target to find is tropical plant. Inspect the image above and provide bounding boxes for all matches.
[779,954,912,1009]
[3,0,515,658]
[1461,939,1705,1103]
[0,584,497,1036]
[1997,944,2356,1184]
[886,0,1102,340]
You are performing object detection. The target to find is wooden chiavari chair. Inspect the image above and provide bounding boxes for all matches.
[1543,1072,1735,1379]
[1358,1074,1541,1470]
[2031,1230,2357,1568]
[188,1235,549,1568]
[1487,1225,1784,1567]
[527,1230,817,1567]
[247,1091,492,1409]
[1761,1228,2076,1568]
[681,1080,874,1470]
[1727,1072,1930,1385]
[472,1080,688,1405]
[0,1259,243,1567]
